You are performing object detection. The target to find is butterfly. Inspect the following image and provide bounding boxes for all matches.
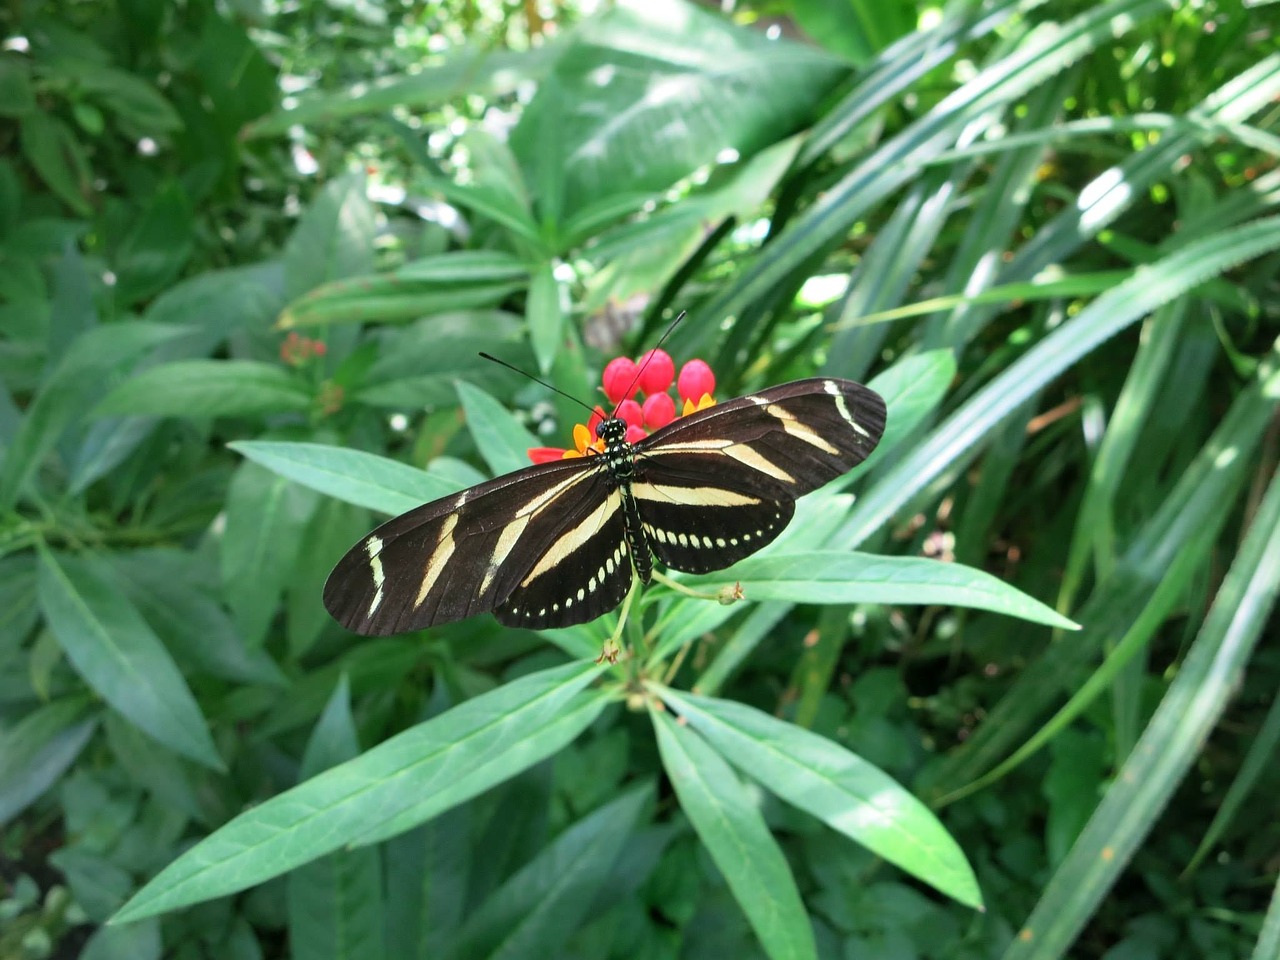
[324,377,886,634]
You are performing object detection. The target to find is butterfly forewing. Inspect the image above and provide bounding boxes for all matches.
[323,457,611,634]
[631,378,886,574]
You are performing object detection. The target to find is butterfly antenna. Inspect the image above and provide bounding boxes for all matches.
[612,310,687,417]
[478,353,599,419]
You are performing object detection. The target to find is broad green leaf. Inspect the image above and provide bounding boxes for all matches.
[512,0,847,223]
[0,322,183,510]
[684,551,1076,630]
[221,461,321,647]
[0,56,36,116]
[651,707,816,960]
[49,846,134,922]
[396,250,528,284]
[19,112,92,216]
[446,785,650,960]
[114,181,195,304]
[791,0,913,63]
[654,688,982,909]
[457,380,540,477]
[92,360,311,419]
[351,687,612,847]
[103,713,205,824]
[113,548,287,688]
[283,171,376,300]
[111,660,608,923]
[288,677,386,960]
[36,549,223,770]
[47,242,98,367]
[229,440,484,515]
[859,350,956,468]
[527,262,564,375]
[80,918,161,960]
[74,61,182,134]
[287,500,371,659]
[279,271,526,329]
[0,697,97,825]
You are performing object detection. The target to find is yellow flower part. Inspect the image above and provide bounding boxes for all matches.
[562,422,606,459]
[681,393,716,417]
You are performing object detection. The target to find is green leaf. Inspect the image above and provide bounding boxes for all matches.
[0,56,36,117]
[654,688,982,909]
[19,112,92,216]
[92,360,312,419]
[80,918,161,960]
[74,61,182,134]
[283,171,377,300]
[287,499,371,659]
[684,551,1077,630]
[791,0,913,63]
[446,785,651,960]
[114,181,195,304]
[0,322,182,510]
[221,462,321,647]
[651,707,816,960]
[287,677,386,960]
[49,846,134,922]
[457,380,540,477]
[527,262,564,375]
[396,250,529,284]
[229,440,484,516]
[36,549,223,771]
[111,660,608,923]
[0,698,97,825]
[860,350,956,468]
[511,0,847,223]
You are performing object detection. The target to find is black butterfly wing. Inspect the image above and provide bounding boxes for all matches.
[632,377,886,574]
[324,456,623,635]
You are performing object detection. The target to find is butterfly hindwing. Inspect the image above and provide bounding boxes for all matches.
[494,487,632,629]
[631,378,886,574]
[323,457,611,635]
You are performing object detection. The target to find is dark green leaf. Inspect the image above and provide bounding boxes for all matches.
[36,548,223,770]
[0,698,97,825]
[19,113,92,216]
[92,360,312,419]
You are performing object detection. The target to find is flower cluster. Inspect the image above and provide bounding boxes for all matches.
[280,331,327,367]
[529,350,717,463]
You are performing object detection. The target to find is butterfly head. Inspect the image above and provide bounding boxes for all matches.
[596,416,628,447]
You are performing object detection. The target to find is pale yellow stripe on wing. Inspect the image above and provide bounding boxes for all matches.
[640,439,796,484]
[520,490,622,586]
[631,482,761,506]
[766,404,840,454]
[415,513,459,609]
[479,513,533,595]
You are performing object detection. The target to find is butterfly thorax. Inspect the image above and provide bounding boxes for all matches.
[596,417,635,481]
[595,416,651,582]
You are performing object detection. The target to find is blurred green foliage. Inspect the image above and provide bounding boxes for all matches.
[2,0,1279,958]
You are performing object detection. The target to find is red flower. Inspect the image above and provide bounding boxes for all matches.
[527,352,717,463]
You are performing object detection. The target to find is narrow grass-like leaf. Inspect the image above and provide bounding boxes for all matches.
[654,687,981,909]
[93,360,311,418]
[229,440,484,516]
[859,350,956,468]
[288,677,385,960]
[110,660,607,924]
[1002,437,1280,959]
[1254,876,1280,960]
[457,380,540,477]
[837,216,1280,549]
[651,707,816,960]
[36,548,223,770]
[446,785,650,960]
[396,250,528,283]
[685,552,1076,630]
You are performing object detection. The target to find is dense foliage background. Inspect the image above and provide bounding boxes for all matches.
[2,0,1279,958]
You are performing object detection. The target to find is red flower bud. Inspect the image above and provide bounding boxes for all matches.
[642,391,676,429]
[616,399,644,429]
[636,348,675,394]
[602,357,639,404]
[625,424,648,443]
[677,359,715,402]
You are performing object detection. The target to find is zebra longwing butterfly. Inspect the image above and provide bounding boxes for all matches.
[323,377,886,634]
